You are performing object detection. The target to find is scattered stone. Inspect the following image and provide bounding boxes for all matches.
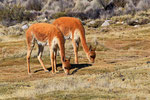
[135,20,139,23]
[89,20,96,25]
[101,20,110,27]
[116,22,120,24]
[116,21,124,24]
[43,17,48,22]
[121,21,124,24]
[87,20,102,28]
[134,25,140,28]
[22,24,29,30]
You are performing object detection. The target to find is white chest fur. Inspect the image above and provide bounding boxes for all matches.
[74,29,80,42]
[37,40,48,46]
[51,37,59,51]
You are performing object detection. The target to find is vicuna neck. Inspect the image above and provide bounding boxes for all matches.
[58,39,65,63]
[79,29,90,55]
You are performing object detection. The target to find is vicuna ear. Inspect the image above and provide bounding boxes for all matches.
[89,45,92,51]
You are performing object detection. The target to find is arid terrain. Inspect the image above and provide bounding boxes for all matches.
[1,11,150,100]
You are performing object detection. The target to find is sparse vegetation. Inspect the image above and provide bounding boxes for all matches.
[0,4,33,26]
[111,9,150,26]
[25,0,43,11]
[1,0,150,100]
[52,12,67,19]
[1,14,150,99]
[0,0,150,26]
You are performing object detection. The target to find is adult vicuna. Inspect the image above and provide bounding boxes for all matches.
[53,17,96,64]
[26,23,71,75]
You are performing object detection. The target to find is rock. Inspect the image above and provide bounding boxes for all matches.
[43,17,48,22]
[116,22,120,24]
[89,20,96,25]
[22,24,29,30]
[134,25,140,28]
[87,20,102,28]
[101,20,110,27]
[116,21,124,24]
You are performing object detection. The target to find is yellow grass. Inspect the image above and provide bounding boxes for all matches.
[1,18,150,99]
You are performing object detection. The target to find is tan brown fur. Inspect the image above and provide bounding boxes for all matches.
[53,17,96,64]
[26,23,71,75]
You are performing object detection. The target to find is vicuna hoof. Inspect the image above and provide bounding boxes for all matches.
[44,70,49,73]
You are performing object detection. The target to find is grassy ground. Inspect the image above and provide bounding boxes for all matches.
[0,19,150,100]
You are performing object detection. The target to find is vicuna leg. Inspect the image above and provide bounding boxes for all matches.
[50,51,55,74]
[26,39,35,74]
[54,49,59,72]
[72,39,79,64]
[37,44,49,72]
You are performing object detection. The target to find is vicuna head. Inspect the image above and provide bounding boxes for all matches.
[87,45,96,63]
[62,57,71,75]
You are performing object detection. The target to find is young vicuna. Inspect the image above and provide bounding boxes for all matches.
[26,23,71,75]
[53,17,96,64]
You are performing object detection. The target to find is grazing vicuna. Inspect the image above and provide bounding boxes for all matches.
[53,17,96,64]
[26,23,71,75]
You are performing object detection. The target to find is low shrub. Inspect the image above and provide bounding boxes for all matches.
[52,11,88,20]
[136,11,150,17]
[127,16,150,26]
[0,4,34,26]
[87,20,103,28]
[67,12,88,20]
[25,0,43,11]
[51,12,67,19]
[73,0,90,12]
[111,15,132,23]
[113,0,127,8]
[42,0,75,12]
[136,0,150,11]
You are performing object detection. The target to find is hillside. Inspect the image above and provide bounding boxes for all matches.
[0,0,150,27]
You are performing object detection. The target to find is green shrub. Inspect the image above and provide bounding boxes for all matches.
[136,10,150,17]
[87,20,103,28]
[0,4,33,26]
[25,0,42,11]
[127,16,150,26]
[113,0,127,7]
[111,15,132,22]
[51,12,67,19]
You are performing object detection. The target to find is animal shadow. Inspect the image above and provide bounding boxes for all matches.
[34,64,92,74]
[34,67,52,73]
[70,63,92,75]
[54,63,92,74]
